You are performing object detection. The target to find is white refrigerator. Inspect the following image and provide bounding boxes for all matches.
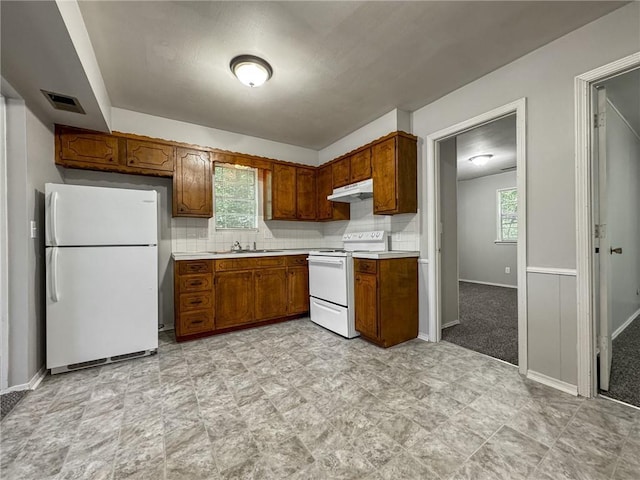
[45,183,159,374]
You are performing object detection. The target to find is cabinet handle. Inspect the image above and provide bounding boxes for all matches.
[190,281,203,286]
[191,320,204,324]
[189,299,203,305]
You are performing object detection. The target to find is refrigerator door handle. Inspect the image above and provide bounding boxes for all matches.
[50,192,59,246]
[50,247,60,302]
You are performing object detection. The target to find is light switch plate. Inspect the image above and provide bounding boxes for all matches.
[30,220,37,239]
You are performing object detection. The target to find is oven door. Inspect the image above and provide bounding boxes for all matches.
[308,255,348,306]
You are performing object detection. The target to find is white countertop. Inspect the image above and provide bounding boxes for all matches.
[352,251,420,260]
[172,249,313,261]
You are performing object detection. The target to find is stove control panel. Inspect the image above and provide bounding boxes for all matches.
[343,231,388,252]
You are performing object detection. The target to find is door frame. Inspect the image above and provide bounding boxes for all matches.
[426,98,528,375]
[0,95,8,391]
[575,52,640,397]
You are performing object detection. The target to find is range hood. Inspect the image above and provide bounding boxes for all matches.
[327,178,373,203]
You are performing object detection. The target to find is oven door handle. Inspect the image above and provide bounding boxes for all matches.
[307,257,345,266]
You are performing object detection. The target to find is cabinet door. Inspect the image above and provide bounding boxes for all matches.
[288,266,309,314]
[350,149,372,183]
[255,268,288,320]
[372,138,397,214]
[332,158,351,188]
[296,168,317,220]
[126,139,174,173]
[316,164,333,220]
[59,131,120,167]
[355,273,378,338]
[272,164,297,220]
[173,148,212,217]
[215,271,254,328]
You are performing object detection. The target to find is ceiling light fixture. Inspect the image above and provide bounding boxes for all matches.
[230,55,273,88]
[469,154,493,166]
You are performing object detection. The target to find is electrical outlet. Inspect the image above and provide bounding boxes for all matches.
[505,267,511,274]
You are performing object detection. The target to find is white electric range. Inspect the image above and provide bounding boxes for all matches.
[307,231,389,338]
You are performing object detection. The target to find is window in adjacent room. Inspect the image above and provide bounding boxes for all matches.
[214,164,258,229]
[497,187,517,242]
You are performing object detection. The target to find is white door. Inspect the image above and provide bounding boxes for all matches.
[46,245,158,370]
[45,183,157,246]
[596,87,613,391]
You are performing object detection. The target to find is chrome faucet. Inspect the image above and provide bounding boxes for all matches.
[231,241,242,252]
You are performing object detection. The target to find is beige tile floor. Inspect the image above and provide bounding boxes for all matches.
[1,318,638,479]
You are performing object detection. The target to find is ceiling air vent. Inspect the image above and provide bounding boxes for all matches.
[41,90,85,114]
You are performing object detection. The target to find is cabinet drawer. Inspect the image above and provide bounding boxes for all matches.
[254,257,286,268]
[286,255,308,266]
[355,259,377,274]
[178,310,214,335]
[178,274,213,293]
[179,292,213,311]
[215,258,256,271]
[178,261,212,275]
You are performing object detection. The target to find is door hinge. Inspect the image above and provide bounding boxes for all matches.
[594,113,605,129]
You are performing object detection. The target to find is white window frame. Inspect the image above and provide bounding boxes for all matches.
[213,163,259,231]
[496,187,518,243]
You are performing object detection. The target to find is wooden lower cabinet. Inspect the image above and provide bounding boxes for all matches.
[254,267,287,320]
[288,266,309,314]
[174,259,215,340]
[174,255,309,341]
[354,257,418,347]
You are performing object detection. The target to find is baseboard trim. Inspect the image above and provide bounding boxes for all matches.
[417,332,430,342]
[442,320,460,329]
[1,365,46,394]
[527,370,578,396]
[598,393,640,412]
[612,308,640,340]
[458,279,517,289]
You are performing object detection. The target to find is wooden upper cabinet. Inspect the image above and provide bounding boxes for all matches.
[350,148,372,183]
[371,135,417,215]
[354,273,378,339]
[332,158,351,188]
[126,139,174,174]
[288,265,309,315]
[173,148,212,217]
[317,163,350,222]
[271,164,297,220]
[215,270,254,328]
[254,267,288,320]
[296,167,317,220]
[58,129,120,168]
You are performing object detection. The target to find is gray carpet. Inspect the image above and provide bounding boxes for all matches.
[441,281,518,365]
[602,316,640,408]
[0,390,28,420]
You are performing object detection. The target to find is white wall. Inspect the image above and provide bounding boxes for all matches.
[440,138,459,325]
[112,108,318,167]
[318,108,411,165]
[6,98,64,387]
[413,2,640,386]
[606,100,640,335]
[458,171,517,287]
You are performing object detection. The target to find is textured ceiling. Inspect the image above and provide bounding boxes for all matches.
[457,115,516,181]
[78,1,624,149]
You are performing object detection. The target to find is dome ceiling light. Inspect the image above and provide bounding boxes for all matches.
[230,55,273,88]
[469,154,493,166]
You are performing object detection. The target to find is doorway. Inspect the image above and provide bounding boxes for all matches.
[438,115,519,365]
[592,68,640,407]
[426,99,527,375]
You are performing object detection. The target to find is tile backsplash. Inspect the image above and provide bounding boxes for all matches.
[171,198,420,253]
